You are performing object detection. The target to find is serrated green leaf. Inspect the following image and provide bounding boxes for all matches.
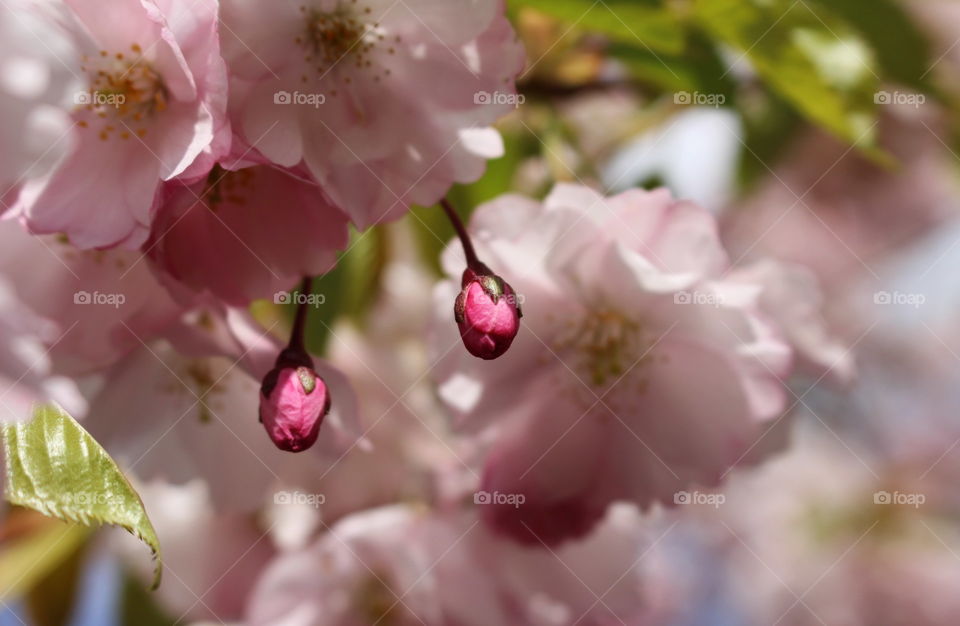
[2,405,162,589]
[513,0,685,54]
[694,0,889,163]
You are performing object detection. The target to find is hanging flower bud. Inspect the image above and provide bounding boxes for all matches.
[455,267,522,360]
[259,349,331,452]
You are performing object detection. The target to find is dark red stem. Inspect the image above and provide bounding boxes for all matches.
[441,198,484,272]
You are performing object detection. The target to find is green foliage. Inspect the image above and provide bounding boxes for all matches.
[694,0,886,161]
[737,92,803,189]
[2,405,162,589]
[284,226,389,354]
[807,0,934,94]
[512,0,685,53]
[509,0,935,166]
[609,32,734,99]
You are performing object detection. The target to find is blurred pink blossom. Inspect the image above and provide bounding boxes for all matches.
[246,503,661,626]
[84,307,364,512]
[714,422,960,626]
[221,0,524,227]
[432,184,846,545]
[721,113,959,292]
[17,0,230,249]
[0,219,183,374]
[0,0,79,203]
[146,163,348,305]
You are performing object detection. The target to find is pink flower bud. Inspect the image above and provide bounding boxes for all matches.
[454,269,522,360]
[259,365,331,452]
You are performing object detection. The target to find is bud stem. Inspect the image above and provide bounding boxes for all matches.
[288,276,313,354]
[440,198,484,272]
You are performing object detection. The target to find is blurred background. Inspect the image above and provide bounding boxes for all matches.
[5,0,960,624]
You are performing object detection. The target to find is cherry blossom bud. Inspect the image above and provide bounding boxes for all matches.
[259,363,331,452]
[454,268,522,360]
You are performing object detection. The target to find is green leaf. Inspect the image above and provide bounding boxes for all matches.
[302,225,388,351]
[807,0,934,95]
[694,0,888,162]
[512,0,685,54]
[337,227,388,322]
[2,405,162,589]
[737,91,803,189]
[609,32,734,98]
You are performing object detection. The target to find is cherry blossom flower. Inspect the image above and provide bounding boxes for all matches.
[0,219,183,374]
[710,421,960,626]
[112,480,276,623]
[0,277,84,422]
[83,307,365,511]
[0,0,79,203]
[431,184,847,545]
[246,503,659,626]
[729,259,855,385]
[221,0,524,228]
[720,112,959,292]
[0,217,364,460]
[145,163,349,306]
[17,0,231,249]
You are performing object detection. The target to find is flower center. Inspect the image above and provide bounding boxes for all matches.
[76,44,167,141]
[554,310,651,388]
[201,166,255,210]
[355,573,401,624]
[295,2,398,87]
